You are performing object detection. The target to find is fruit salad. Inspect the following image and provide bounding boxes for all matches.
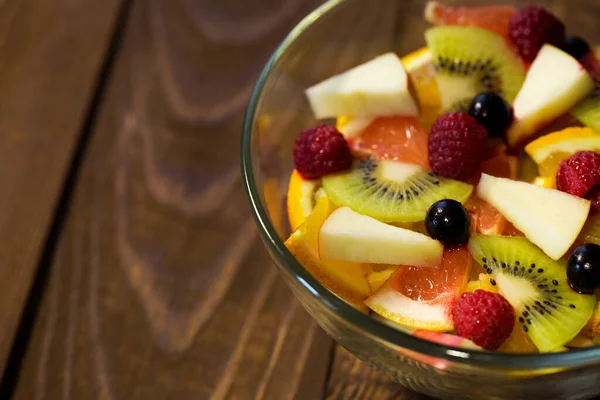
[282,2,600,353]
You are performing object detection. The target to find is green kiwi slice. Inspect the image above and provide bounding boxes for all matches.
[321,157,473,223]
[468,235,596,352]
[425,26,526,112]
[577,214,600,246]
[571,85,600,130]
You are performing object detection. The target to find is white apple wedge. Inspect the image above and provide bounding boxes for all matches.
[319,207,443,266]
[336,117,375,139]
[507,44,594,147]
[305,53,419,119]
[477,174,590,260]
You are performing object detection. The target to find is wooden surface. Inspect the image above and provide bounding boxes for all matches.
[0,0,124,377]
[0,0,597,399]
[11,0,338,398]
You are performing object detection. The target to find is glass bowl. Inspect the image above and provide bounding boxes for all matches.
[241,0,600,399]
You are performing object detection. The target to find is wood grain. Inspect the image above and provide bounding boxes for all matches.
[13,0,335,399]
[326,347,431,400]
[0,0,124,375]
[11,0,600,399]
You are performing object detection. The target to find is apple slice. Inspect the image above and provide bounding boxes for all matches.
[507,44,595,147]
[477,174,590,260]
[305,53,419,119]
[319,207,443,266]
[335,116,375,139]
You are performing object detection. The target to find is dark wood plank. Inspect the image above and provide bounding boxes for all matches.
[13,0,333,398]
[0,0,124,374]
[326,347,431,400]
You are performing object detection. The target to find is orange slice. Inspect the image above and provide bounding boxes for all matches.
[464,273,498,294]
[285,194,372,312]
[499,322,538,353]
[525,127,600,179]
[364,247,472,331]
[402,47,440,128]
[352,116,430,169]
[367,265,399,292]
[286,170,321,231]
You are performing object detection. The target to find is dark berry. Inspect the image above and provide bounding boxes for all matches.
[293,124,352,179]
[588,186,600,214]
[567,243,600,294]
[509,7,566,62]
[562,36,591,60]
[453,290,515,351]
[556,151,600,198]
[428,113,488,180]
[425,199,470,246]
[468,92,513,138]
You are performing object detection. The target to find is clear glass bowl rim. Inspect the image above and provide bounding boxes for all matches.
[241,0,600,370]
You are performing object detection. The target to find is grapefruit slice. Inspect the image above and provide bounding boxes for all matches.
[364,247,472,331]
[352,116,430,169]
[424,1,515,41]
[424,1,526,67]
[285,194,372,312]
[465,146,519,235]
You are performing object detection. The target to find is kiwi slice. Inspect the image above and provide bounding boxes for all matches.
[578,214,600,246]
[321,157,473,223]
[571,85,600,130]
[468,235,596,352]
[425,26,526,112]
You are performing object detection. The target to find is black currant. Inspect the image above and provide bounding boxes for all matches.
[562,36,590,60]
[567,243,600,294]
[425,199,470,247]
[468,92,513,138]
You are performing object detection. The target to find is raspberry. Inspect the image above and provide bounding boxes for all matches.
[293,124,352,179]
[428,113,487,180]
[453,290,515,351]
[556,151,600,201]
[509,7,566,62]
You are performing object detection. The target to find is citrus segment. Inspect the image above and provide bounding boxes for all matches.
[499,322,538,353]
[402,47,441,126]
[286,170,320,231]
[525,127,600,163]
[424,1,515,39]
[465,273,498,294]
[367,265,399,292]
[525,127,600,180]
[352,116,430,169]
[285,195,372,312]
[365,247,472,331]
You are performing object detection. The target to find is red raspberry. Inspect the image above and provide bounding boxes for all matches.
[556,151,600,201]
[428,113,487,180]
[293,124,352,179]
[509,7,566,62]
[453,290,515,351]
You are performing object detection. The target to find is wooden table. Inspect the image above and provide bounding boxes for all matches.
[0,0,595,399]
